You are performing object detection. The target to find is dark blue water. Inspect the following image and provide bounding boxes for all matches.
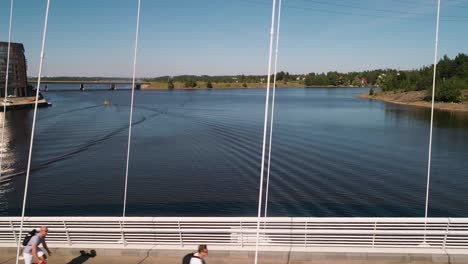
[0,86,467,217]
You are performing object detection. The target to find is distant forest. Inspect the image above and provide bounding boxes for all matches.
[145,53,467,102]
[378,53,467,102]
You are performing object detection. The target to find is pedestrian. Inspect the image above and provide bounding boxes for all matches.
[23,226,52,264]
[182,244,208,264]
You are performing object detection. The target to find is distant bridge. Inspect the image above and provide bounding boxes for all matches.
[28,80,150,85]
[27,80,151,90]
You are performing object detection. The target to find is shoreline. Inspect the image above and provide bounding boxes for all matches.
[141,83,364,90]
[358,90,468,112]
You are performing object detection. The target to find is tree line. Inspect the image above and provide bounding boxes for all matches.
[378,53,467,102]
[157,54,468,102]
[36,53,467,103]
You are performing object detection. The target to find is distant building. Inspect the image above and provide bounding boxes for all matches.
[0,42,28,97]
[361,76,368,85]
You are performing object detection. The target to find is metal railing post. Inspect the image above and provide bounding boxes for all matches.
[240,221,244,248]
[178,221,183,247]
[304,220,308,248]
[63,220,71,246]
[443,219,450,251]
[120,219,127,247]
[372,221,377,247]
[153,219,157,246]
[10,221,18,245]
[422,218,429,245]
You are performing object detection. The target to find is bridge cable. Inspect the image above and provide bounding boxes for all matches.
[254,0,277,263]
[264,0,283,220]
[15,1,51,264]
[121,0,141,246]
[0,0,14,183]
[424,0,441,241]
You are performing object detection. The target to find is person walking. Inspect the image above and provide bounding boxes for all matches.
[182,244,208,264]
[23,226,52,264]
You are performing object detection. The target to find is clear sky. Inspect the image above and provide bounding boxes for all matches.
[1,0,468,77]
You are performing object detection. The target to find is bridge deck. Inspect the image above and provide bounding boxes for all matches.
[2,217,467,263]
[1,248,468,264]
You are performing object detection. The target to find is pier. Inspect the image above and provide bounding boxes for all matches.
[0,96,49,111]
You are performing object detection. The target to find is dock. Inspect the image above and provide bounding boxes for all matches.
[0,96,49,111]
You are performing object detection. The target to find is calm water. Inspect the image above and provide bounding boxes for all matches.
[0,86,467,217]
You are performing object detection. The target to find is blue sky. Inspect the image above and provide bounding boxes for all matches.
[1,0,468,77]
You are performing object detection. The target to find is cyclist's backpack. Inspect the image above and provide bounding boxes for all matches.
[22,229,37,246]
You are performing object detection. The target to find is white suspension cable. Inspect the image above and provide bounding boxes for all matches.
[0,0,14,182]
[264,0,283,220]
[254,0,277,263]
[424,0,441,232]
[15,1,51,264]
[121,0,141,245]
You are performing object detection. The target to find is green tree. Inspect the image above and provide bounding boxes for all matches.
[276,71,285,81]
[207,80,213,88]
[415,66,433,91]
[352,76,362,87]
[430,78,465,103]
[168,79,174,90]
[304,73,315,86]
[454,53,468,79]
[438,55,456,80]
[284,72,290,82]
[326,71,339,85]
[184,79,197,88]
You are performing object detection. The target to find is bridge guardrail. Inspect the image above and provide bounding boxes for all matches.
[0,217,467,252]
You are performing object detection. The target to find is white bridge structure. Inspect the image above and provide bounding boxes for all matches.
[0,217,467,254]
[2,0,466,263]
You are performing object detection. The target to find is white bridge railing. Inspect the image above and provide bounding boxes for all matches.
[0,217,467,253]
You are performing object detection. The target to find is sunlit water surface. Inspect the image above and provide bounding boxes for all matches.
[0,86,467,217]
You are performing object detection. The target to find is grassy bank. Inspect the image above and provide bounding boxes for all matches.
[359,90,468,112]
